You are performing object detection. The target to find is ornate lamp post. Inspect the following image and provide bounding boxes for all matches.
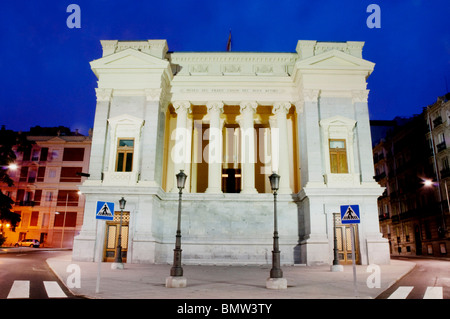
[266,172,287,289]
[168,170,187,283]
[112,197,126,269]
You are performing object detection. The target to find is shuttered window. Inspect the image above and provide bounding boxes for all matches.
[329,139,348,174]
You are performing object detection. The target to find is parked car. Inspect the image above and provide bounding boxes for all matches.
[14,239,40,248]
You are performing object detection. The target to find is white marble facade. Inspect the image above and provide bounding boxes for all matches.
[72,39,390,266]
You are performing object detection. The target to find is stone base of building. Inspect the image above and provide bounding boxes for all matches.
[72,188,390,266]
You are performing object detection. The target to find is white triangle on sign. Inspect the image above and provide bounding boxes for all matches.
[342,206,359,221]
[97,203,112,217]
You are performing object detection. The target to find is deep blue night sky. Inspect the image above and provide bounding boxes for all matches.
[1,1,449,135]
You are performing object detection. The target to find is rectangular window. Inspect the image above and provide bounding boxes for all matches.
[31,150,40,161]
[62,148,85,161]
[54,212,77,227]
[115,139,134,172]
[40,148,48,161]
[329,139,348,174]
[19,167,29,182]
[34,190,42,206]
[30,211,39,227]
[57,190,78,206]
[37,167,46,182]
[60,167,82,182]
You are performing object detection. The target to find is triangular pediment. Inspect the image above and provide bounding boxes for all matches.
[320,115,356,129]
[295,49,375,71]
[90,48,170,76]
[46,136,67,143]
[108,114,144,127]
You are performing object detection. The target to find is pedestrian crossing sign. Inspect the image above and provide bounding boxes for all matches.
[96,201,114,220]
[340,205,360,224]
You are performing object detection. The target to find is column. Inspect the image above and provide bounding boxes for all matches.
[272,102,292,194]
[352,90,373,183]
[140,88,166,185]
[88,88,112,180]
[238,101,258,194]
[295,89,324,188]
[205,101,224,193]
[171,101,191,192]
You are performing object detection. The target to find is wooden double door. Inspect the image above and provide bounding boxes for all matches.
[335,223,360,264]
[104,212,129,262]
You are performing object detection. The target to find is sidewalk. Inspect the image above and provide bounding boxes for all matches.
[44,251,415,299]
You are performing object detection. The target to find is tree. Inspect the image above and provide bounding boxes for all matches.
[0,126,33,229]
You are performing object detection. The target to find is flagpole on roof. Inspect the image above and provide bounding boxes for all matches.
[226,29,232,52]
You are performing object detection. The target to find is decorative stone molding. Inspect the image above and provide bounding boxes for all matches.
[351,90,370,104]
[293,99,304,114]
[206,101,224,113]
[239,101,258,114]
[303,89,320,103]
[173,101,191,114]
[95,88,113,102]
[273,102,291,114]
[145,88,162,101]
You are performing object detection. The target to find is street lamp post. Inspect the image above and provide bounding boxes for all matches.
[266,172,287,289]
[166,170,187,288]
[112,197,126,270]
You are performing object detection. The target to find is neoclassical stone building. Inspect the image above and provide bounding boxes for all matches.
[72,39,390,266]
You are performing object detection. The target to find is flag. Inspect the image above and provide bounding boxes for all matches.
[226,30,232,51]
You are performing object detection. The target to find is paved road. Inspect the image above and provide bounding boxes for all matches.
[376,257,450,299]
[0,250,83,299]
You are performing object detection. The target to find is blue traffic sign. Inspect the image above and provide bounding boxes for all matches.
[96,201,115,220]
[340,205,360,224]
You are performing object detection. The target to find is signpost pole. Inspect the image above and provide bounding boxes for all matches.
[340,205,360,298]
[94,201,115,294]
[350,225,358,298]
[95,219,102,294]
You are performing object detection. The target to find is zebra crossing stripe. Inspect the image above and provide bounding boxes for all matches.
[388,286,414,299]
[43,281,67,298]
[7,280,30,299]
[7,280,67,299]
[423,287,443,299]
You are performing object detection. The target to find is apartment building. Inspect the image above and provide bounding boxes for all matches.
[1,127,91,248]
[373,93,450,258]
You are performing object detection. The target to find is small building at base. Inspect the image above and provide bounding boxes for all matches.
[72,39,390,266]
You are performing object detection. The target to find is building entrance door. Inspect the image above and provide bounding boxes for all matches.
[222,168,241,193]
[104,212,129,262]
[335,224,360,264]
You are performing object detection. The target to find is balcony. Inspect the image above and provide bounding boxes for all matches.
[17,200,35,207]
[433,116,443,128]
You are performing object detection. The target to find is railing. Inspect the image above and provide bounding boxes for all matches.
[433,116,443,127]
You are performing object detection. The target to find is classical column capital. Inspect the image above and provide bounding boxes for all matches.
[239,101,258,114]
[273,102,291,115]
[173,101,191,114]
[145,88,162,102]
[293,99,304,114]
[303,89,320,103]
[95,88,113,102]
[351,90,370,103]
[206,101,224,113]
